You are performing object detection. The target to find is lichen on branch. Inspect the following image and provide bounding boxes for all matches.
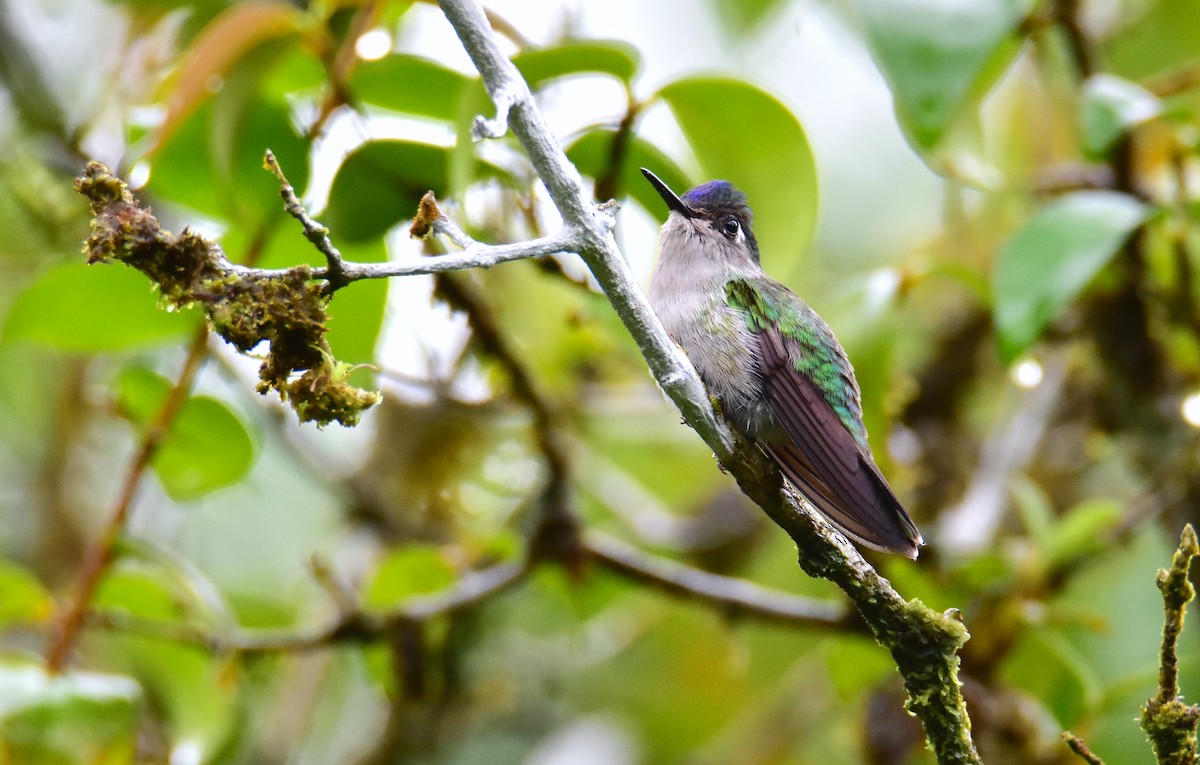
[1141,523,1200,765]
[75,161,380,427]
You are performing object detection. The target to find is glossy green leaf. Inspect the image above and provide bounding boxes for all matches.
[0,661,141,763]
[0,561,51,627]
[3,262,200,352]
[513,40,640,88]
[994,191,1150,362]
[1079,74,1161,158]
[325,140,510,242]
[656,76,819,272]
[853,0,1030,150]
[350,54,473,121]
[565,127,691,217]
[116,366,256,501]
[363,544,458,610]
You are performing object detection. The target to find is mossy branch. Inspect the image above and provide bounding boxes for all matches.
[1141,524,1200,765]
[432,0,981,761]
[75,162,379,427]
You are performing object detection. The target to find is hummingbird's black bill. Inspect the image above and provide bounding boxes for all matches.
[640,168,694,219]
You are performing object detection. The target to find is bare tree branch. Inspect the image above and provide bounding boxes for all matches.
[585,532,849,629]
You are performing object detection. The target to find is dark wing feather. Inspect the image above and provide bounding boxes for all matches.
[757,327,921,557]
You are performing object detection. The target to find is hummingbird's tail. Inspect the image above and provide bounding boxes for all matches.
[765,441,923,558]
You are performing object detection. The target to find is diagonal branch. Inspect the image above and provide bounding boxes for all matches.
[45,326,210,673]
[584,532,850,629]
[433,1,979,762]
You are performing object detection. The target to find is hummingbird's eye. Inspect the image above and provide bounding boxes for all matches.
[721,217,741,239]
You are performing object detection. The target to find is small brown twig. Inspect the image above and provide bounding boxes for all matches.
[1063,732,1108,765]
[1051,0,1097,79]
[45,325,210,673]
[592,96,641,203]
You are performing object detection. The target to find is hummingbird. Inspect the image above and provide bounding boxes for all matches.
[641,168,922,558]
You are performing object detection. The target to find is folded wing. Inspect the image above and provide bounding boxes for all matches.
[756,327,921,558]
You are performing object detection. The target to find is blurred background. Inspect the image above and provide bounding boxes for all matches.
[0,0,1198,762]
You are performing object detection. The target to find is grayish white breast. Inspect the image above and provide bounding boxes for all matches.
[647,218,781,439]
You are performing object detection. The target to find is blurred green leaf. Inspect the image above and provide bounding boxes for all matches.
[1001,629,1100,726]
[0,661,141,763]
[479,264,623,394]
[656,76,819,273]
[1079,74,1161,158]
[149,41,310,226]
[321,241,388,368]
[3,262,201,352]
[993,191,1150,362]
[853,0,1030,150]
[1003,527,1176,731]
[566,127,691,217]
[0,560,51,627]
[513,40,640,88]
[363,544,458,610]
[1043,499,1123,573]
[823,636,894,700]
[1011,476,1055,547]
[156,0,301,145]
[94,566,186,621]
[709,0,789,37]
[325,140,510,242]
[350,54,473,120]
[116,366,257,501]
[1104,0,1200,81]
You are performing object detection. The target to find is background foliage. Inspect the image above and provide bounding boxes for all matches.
[0,0,1198,763]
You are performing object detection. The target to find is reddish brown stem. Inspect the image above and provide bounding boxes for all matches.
[45,325,210,673]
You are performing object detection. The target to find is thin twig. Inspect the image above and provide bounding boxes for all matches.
[1146,61,1200,98]
[88,559,529,654]
[585,532,849,628]
[1063,732,1107,765]
[227,230,577,285]
[45,325,210,673]
[265,149,348,291]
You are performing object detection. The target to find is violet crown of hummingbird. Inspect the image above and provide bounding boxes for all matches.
[642,168,923,558]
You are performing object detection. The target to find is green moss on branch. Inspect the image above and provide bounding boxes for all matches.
[75,161,380,427]
[1140,524,1199,765]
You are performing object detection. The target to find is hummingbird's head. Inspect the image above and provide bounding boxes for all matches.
[640,168,760,265]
